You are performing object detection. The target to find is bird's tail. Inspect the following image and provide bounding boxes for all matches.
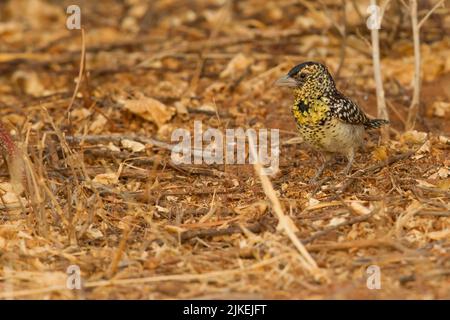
[364,118,389,130]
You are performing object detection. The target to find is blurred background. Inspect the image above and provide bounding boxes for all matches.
[0,0,449,300]
[1,0,449,134]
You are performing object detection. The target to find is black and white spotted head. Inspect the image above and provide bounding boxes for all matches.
[275,61,337,98]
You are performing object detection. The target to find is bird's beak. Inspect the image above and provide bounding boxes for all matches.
[274,75,298,88]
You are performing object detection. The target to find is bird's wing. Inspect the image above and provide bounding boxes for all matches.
[328,94,369,125]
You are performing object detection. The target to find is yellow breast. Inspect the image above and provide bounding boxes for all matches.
[292,96,330,126]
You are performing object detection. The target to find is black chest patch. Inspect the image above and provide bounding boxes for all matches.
[296,100,309,113]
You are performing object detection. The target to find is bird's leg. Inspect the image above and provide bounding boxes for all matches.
[310,163,326,183]
[310,153,333,184]
[342,149,355,176]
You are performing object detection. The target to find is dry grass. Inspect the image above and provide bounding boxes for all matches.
[0,0,449,299]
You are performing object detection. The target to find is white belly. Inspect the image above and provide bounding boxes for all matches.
[297,119,365,155]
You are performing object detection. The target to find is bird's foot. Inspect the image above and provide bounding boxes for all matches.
[341,157,354,177]
[309,164,327,184]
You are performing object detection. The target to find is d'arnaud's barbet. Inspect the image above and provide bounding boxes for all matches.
[276,61,389,182]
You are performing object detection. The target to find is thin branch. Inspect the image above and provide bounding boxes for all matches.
[370,0,390,141]
[418,0,445,29]
[64,133,174,151]
[302,211,375,244]
[180,221,263,242]
[247,134,322,277]
[306,238,409,252]
[66,28,86,119]
[406,0,421,130]
[399,0,409,9]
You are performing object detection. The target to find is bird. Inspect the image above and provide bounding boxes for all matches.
[275,61,389,182]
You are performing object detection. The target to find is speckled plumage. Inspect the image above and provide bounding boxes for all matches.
[276,61,389,180]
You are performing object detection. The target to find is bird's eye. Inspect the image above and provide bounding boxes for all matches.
[299,73,306,79]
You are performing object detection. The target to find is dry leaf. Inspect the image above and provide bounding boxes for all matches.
[165,225,187,234]
[220,53,253,78]
[0,182,25,205]
[415,179,436,188]
[17,231,33,240]
[157,123,178,138]
[427,229,450,241]
[234,201,268,218]
[107,142,121,152]
[308,198,320,207]
[416,140,431,154]
[198,103,217,113]
[155,205,170,213]
[174,99,189,115]
[70,108,91,121]
[401,130,428,145]
[428,167,450,179]
[328,217,346,227]
[12,70,45,96]
[121,139,145,152]
[86,226,104,240]
[349,202,372,215]
[431,101,450,118]
[372,145,388,162]
[439,136,450,145]
[436,178,450,191]
[122,96,176,127]
[89,114,108,133]
[93,173,119,185]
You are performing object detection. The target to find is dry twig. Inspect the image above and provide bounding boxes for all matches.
[406,0,445,130]
[180,221,263,242]
[67,28,86,120]
[370,0,390,141]
[247,134,321,276]
[301,210,376,244]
